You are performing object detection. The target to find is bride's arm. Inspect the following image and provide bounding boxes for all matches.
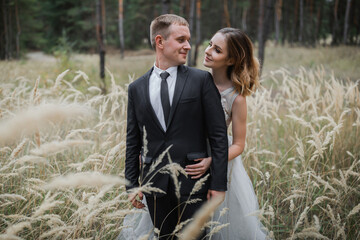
[185,95,247,178]
[228,94,247,161]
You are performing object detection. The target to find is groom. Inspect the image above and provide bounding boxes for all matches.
[125,14,228,239]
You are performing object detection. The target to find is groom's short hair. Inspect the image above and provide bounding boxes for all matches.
[150,14,189,49]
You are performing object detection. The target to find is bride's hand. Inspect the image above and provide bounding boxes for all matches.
[185,157,212,179]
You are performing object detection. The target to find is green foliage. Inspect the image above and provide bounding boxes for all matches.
[52,30,75,70]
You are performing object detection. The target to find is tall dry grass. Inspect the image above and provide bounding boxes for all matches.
[0,65,359,239]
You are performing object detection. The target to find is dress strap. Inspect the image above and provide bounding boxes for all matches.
[228,90,239,111]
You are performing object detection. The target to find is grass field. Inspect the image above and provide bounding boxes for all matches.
[0,45,359,239]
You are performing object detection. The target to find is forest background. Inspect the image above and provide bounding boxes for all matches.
[1,0,360,79]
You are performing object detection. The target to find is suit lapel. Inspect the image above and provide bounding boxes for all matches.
[167,65,189,129]
[144,67,165,133]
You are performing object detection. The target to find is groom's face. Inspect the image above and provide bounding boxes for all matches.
[162,24,191,66]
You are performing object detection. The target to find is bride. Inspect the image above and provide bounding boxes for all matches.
[185,27,267,240]
[118,28,268,240]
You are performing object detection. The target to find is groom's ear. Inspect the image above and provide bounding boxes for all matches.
[155,35,164,50]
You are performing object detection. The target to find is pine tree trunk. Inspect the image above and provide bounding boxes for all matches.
[101,0,106,42]
[2,0,9,60]
[192,0,201,66]
[298,0,304,43]
[223,0,231,27]
[8,0,12,59]
[258,0,273,75]
[179,0,184,16]
[291,0,299,45]
[15,0,20,59]
[258,0,265,74]
[242,6,248,32]
[281,0,288,45]
[332,0,339,45]
[315,0,324,45]
[275,0,282,45]
[118,0,125,59]
[187,0,195,66]
[162,0,171,14]
[264,0,274,41]
[343,0,352,44]
[96,0,106,94]
[231,0,238,28]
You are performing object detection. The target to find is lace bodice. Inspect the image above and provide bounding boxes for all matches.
[220,87,239,127]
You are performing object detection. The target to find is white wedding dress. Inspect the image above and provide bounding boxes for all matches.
[209,87,267,240]
[118,87,268,240]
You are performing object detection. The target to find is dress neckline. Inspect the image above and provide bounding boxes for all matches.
[220,86,235,96]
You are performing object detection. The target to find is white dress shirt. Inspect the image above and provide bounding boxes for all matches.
[149,64,178,131]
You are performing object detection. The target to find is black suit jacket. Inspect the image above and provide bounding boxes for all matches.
[125,65,228,196]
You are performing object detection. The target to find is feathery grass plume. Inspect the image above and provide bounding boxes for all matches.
[52,69,70,90]
[172,219,192,235]
[104,209,134,219]
[289,227,330,240]
[219,207,229,218]
[293,206,309,233]
[32,76,40,104]
[265,161,279,168]
[0,103,91,144]
[286,114,311,128]
[5,221,31,236]
[15,155,48,165]
[32,192,63,218]
[38,225,74,240]
[313,196,338,206]
[44,172,127,190]
[207,223,230,239]
[290,199,295,212]
[311,174,339,196]
[347,203,360,218]
[72,70,89,84]
[87,86,102,94]
[10,138,28,159]
[313,215,320,231]
[190,174,209,196]
[65,128,97,140]
[0,194,26,202]
[30,139,93,156]
[0,146,12,154]
[185,198,202,205]
[128,182,166,196]
[325,204,336,226]
[147,145,172,177]
[178,195,224,240]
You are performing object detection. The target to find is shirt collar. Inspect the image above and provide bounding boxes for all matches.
[153,63,178,79]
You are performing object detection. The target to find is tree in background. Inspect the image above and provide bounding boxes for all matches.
[1,0,359,61]
[118,0,125,59]
[192,0,202,66]
[96,0,106,93]
[187,0,195,66]
[343,0,352,44]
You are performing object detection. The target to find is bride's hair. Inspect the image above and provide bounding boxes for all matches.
[217,28,260,97]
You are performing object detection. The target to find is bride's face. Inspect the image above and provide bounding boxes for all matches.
[203,33,232,70]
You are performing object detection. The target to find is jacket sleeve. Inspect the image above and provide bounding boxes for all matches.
[125,84,142,191]
[201,72,228,191]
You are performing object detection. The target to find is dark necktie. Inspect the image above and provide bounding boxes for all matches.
[160,71,171,126]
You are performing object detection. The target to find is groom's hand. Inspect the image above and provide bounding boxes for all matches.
[128,191,145,209]
[207,190,225,201]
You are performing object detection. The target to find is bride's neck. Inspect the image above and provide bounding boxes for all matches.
[211,68,232,89]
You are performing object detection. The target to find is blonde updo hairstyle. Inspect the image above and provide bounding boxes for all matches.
[217,28,260,96]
